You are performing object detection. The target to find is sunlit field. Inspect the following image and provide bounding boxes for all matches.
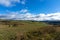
[0,20,60,40]
[0,20,48,40]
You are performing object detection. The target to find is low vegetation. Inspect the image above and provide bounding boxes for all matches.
[0,20,60,40]
[24,26,60,40]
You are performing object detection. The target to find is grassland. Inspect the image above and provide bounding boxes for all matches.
[0,20,49,40]
[0,20,60,40]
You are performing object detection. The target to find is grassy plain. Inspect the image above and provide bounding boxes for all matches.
[0,20,48,40]
[0,20,60,40]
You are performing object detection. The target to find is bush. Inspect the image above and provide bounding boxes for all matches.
[38,26,56,34]
[22,26,60,40]
[8,34,17,40]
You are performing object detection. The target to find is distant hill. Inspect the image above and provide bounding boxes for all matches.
[41,21,60,25]
[0,19,60,25]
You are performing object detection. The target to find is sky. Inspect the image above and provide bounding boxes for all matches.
[0,0,60,21]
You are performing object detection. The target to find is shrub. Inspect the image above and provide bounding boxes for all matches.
[8,34,17,40]
[22,26,60,40]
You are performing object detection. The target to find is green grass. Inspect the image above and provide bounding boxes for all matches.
[0,20,49,40]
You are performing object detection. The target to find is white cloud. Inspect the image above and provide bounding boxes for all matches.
[0,0,26,7]
[0,9,60,21]
[15,12,60,21]
[20,9,28,13]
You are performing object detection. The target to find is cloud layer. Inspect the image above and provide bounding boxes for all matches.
[0,9,60,21]
[0,0,26,7]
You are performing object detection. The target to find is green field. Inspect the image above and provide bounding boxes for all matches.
[0,20,60,40]
[0,20,48,40]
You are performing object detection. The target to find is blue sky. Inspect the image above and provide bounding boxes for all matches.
[0,0,60,21]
